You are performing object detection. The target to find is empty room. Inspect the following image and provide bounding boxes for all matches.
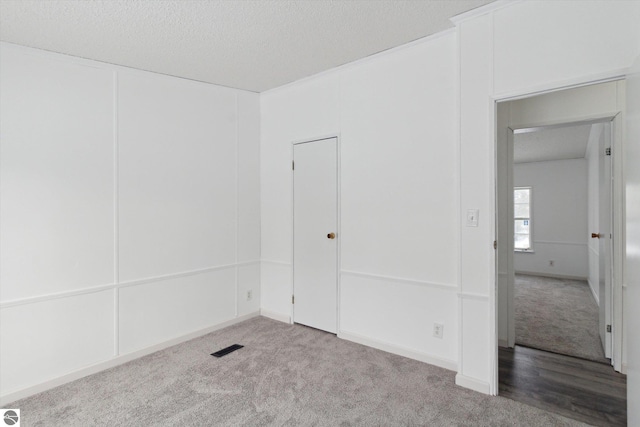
[1,1,639,426]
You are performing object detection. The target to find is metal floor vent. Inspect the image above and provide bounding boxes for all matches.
[211,344,244,358]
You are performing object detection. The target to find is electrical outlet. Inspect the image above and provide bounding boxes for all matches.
[246,290,253,301]
[433,322,444,339]
[549,260,555,267]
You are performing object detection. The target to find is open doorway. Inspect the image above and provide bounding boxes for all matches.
[511,121,610,363]
[495,81,627,425]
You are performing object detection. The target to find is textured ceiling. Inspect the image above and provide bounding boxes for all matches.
[514,124,593,164]
[0,0,493,92]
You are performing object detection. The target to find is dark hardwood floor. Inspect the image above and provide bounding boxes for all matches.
[499,345,627,426]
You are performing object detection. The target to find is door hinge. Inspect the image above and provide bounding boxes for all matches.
[493,240,497,250]
[607,324,612,333]
[292,160,295,170]
[292,295,295,304]
[605,147,611,156]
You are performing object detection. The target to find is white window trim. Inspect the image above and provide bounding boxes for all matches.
[514,186,534,253]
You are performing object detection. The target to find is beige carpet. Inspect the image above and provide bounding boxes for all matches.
[515,274,607,364]
[10,316,585,426]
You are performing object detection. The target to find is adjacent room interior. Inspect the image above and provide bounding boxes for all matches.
[1,1,640,425]
[511,121,609,364]
[495,83,628,424]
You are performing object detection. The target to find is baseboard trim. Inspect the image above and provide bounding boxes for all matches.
[498,339,509,348]
[515,271,587,281]
[337,330,457,372]
[455,373,491,395]
[0,312,260,406]
[260,309,291,324]
[621,363,627,375]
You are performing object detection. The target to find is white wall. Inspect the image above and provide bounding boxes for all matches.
[625,54,640,427]
[457,0,640,393]
[586,124,604,301]
[260,32,459,369]
[513,159,588,279]
[492,1,640,97]
[261,0,640,394]
[0,43,261,401]
[2,0,639,404]
[260,71,340,320]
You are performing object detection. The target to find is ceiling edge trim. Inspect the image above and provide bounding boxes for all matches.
[262,27,456,96]
[0,41,260,94]
[449,0,520,25]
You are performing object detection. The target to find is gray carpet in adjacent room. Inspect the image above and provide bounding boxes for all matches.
[515,274,607,364]
[11,316,585,426]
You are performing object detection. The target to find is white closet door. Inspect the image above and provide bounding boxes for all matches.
[293,138,338,333]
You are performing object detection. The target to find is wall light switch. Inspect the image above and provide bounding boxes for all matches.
[466,209,479,227]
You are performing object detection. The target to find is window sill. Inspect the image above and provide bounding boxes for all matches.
[515,249,535,254]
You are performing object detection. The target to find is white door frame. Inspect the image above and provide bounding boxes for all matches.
[501,117,616,347]
[290,134,341,333]
[490,76,627,394]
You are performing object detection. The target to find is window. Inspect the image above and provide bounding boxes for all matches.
[514,187,532,252]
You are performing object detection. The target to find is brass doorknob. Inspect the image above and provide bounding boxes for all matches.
[591,233,601,239]
[327,232,336,239]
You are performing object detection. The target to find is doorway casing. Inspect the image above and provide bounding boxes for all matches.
[490,76,627,394]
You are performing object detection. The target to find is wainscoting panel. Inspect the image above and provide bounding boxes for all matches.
[119,269,236,354]
[459,295,490,387]
[514,241,588,279]
[237,263,261,317]
[0,290,114,395]
[260,261,292,320]
[340,272,458,366]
